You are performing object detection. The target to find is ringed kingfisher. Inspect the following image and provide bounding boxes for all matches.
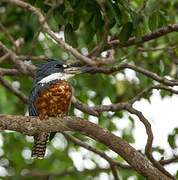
[28,59,83,158]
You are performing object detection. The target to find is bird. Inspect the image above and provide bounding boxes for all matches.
[28,59,83,158]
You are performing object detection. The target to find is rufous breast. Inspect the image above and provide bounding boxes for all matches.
[35,80,72,120]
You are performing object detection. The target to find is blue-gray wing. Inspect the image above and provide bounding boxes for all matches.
[29,84,40,116]
[29,84,47,116]
[29,81,60,141]
[28,83,52,116]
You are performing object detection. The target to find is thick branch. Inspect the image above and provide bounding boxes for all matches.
[0,115,172,179]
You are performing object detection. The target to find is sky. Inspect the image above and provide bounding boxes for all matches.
[133,90,178,174]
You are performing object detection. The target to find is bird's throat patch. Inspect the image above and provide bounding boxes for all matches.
[39,72,74,84]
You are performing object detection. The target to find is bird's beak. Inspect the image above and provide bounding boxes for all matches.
[64,66,86,75]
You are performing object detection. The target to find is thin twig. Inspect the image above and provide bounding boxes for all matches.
[138,0,148,13]
[23,167,111,178]
[0,76,28,103]
[138,46,178,52]
[0,41,32,74]
[125,106,175,179]
[110,164,120,180]
[81,63,178,86]
[0,68,28,76]
[18,55,48,61]
[72,96,99,116]
[0,53,9,63]
[2,0,96,65]
[108,24,178,48]
[85,23,178,54]
[62,132,131,169]
[0,23,17,51]
[63,132,122,180]
[27,3,60,57]
[160,155,178,165]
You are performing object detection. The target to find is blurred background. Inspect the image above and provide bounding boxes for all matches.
[0,0,178,179]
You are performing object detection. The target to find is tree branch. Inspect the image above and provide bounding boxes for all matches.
[63,132,131,169]
[129,84,178,105]
[160,155,178,165]
[72,83,178,118]
[0,76,28,103]
[1,0,97,65]
[0,41,34,74]
[0,68,23,76]
[0,114,172,179]
[125,106,175,179]
[23,167,111,178]
[63,132,127,180]
[108,24,178,48]
[71,96,100,116]
[82,63,178,86]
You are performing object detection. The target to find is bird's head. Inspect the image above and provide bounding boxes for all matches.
[35,59,84,84]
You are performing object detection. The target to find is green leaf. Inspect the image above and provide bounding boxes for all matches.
[23,15,37,41]
[53,5,66,26]
[130,11,141,29]
[69,0,80,8]
[148,11,158,31]
[93,10,103,30]
[83,24,95,44]
[28,0,36,5]
[175,128,178,134]
[24,24,35,41]
[119,22,133,43]
[152,147,165,154]
[107,1,122,25]
[148,10,167,31]
[34,0,50,12]
[122,133,135,143]
[72,13,80,30]
[96,28,103,44]
[48,17,59,31]
[168,134,176,149]
[64,23,78,47]
[157,10,168,27]
[84,0,100,12]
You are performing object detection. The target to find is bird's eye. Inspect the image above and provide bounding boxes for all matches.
[63,64,68,68]
[55,64,62,68]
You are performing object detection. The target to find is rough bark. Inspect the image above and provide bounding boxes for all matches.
[0,115,172,179]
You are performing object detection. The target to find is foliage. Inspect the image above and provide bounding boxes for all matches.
[0,0,178,179]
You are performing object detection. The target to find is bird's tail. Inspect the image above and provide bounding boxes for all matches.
[31,133,49,158]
